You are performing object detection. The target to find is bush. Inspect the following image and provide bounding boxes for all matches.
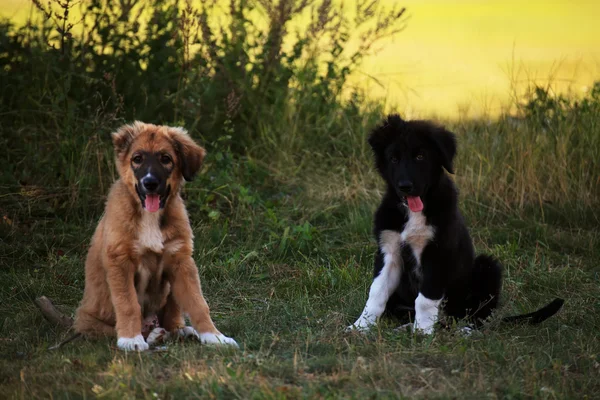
[454,81,600,218]
[0,0,406,218]
[1,1,598,224]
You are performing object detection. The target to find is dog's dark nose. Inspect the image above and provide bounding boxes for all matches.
[142,176,159,192]
[397,181,413,194]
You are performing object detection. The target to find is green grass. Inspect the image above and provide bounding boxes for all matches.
[1,1,600,397]
[1,128,600,398]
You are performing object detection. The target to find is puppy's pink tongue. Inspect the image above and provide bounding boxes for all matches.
[144,194,160,212]
[407,196,423,212]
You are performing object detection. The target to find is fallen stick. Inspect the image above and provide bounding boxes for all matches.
[35,296,81,350]
[34,296,73,328]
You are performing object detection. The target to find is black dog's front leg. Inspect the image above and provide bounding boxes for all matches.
[414,253,447,334]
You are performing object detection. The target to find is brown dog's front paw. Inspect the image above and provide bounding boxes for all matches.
[176,327,238,348]
[117,334,149,351]
[198,332,239,348]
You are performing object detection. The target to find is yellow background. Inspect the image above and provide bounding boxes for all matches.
[2,0,599,118]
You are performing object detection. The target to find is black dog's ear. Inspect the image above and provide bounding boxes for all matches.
[168,126,206,181]
[368,114,405,153]
[428,126,457,174]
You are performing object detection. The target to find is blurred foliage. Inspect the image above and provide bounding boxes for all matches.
[0,0,598,224]
[0,0,406,219]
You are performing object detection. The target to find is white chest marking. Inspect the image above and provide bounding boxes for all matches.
[137,212,164,253]
[401,210,435,266]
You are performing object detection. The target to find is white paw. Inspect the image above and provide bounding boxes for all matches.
[413,320,435,335]
[199,332,239,348]
[177,327,238,348]
[346,317,375,333]
[146,328,169,346]
[117,334,149,351]
[393,322,413,333]
[413,294,440,335]
[346,323,369,333]
[458,326,474,337]
[177,326,200,339]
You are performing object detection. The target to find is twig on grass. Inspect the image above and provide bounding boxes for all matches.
[34,296,74,328]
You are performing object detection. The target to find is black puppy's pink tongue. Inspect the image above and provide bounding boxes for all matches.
[407,196,423,212]
[144,194,160,212]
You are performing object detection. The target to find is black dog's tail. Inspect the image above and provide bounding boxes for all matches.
[470,255,564,325]
[502,298,565,324]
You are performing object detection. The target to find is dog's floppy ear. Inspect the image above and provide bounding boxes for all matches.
[368,114,404,154]
[111,122,141,158]
[428,126,457,174]
[168,126,206,181]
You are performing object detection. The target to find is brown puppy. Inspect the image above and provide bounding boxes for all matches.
[74,122,237,351]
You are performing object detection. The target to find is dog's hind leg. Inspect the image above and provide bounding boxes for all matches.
[73,309,116,337]
[158,293,185,332]
[158,292,197,342]
[469,254,502,322]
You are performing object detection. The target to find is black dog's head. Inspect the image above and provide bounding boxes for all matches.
[368,114,456,211]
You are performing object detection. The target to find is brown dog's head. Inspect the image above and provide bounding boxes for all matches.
[111,121,206,212]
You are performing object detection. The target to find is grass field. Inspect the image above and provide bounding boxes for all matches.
[2,110,600,397]
[1,0,600,398]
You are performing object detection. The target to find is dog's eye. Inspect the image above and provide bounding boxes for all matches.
[390,157,399,164]
[132,155,143,164]
[416,154,424,161]
[160,154,172,165]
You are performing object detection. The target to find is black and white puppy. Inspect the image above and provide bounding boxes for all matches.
[348,115,563,334]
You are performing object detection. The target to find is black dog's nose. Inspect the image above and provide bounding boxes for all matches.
[142,176,159,192]
[397,181,413,194]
